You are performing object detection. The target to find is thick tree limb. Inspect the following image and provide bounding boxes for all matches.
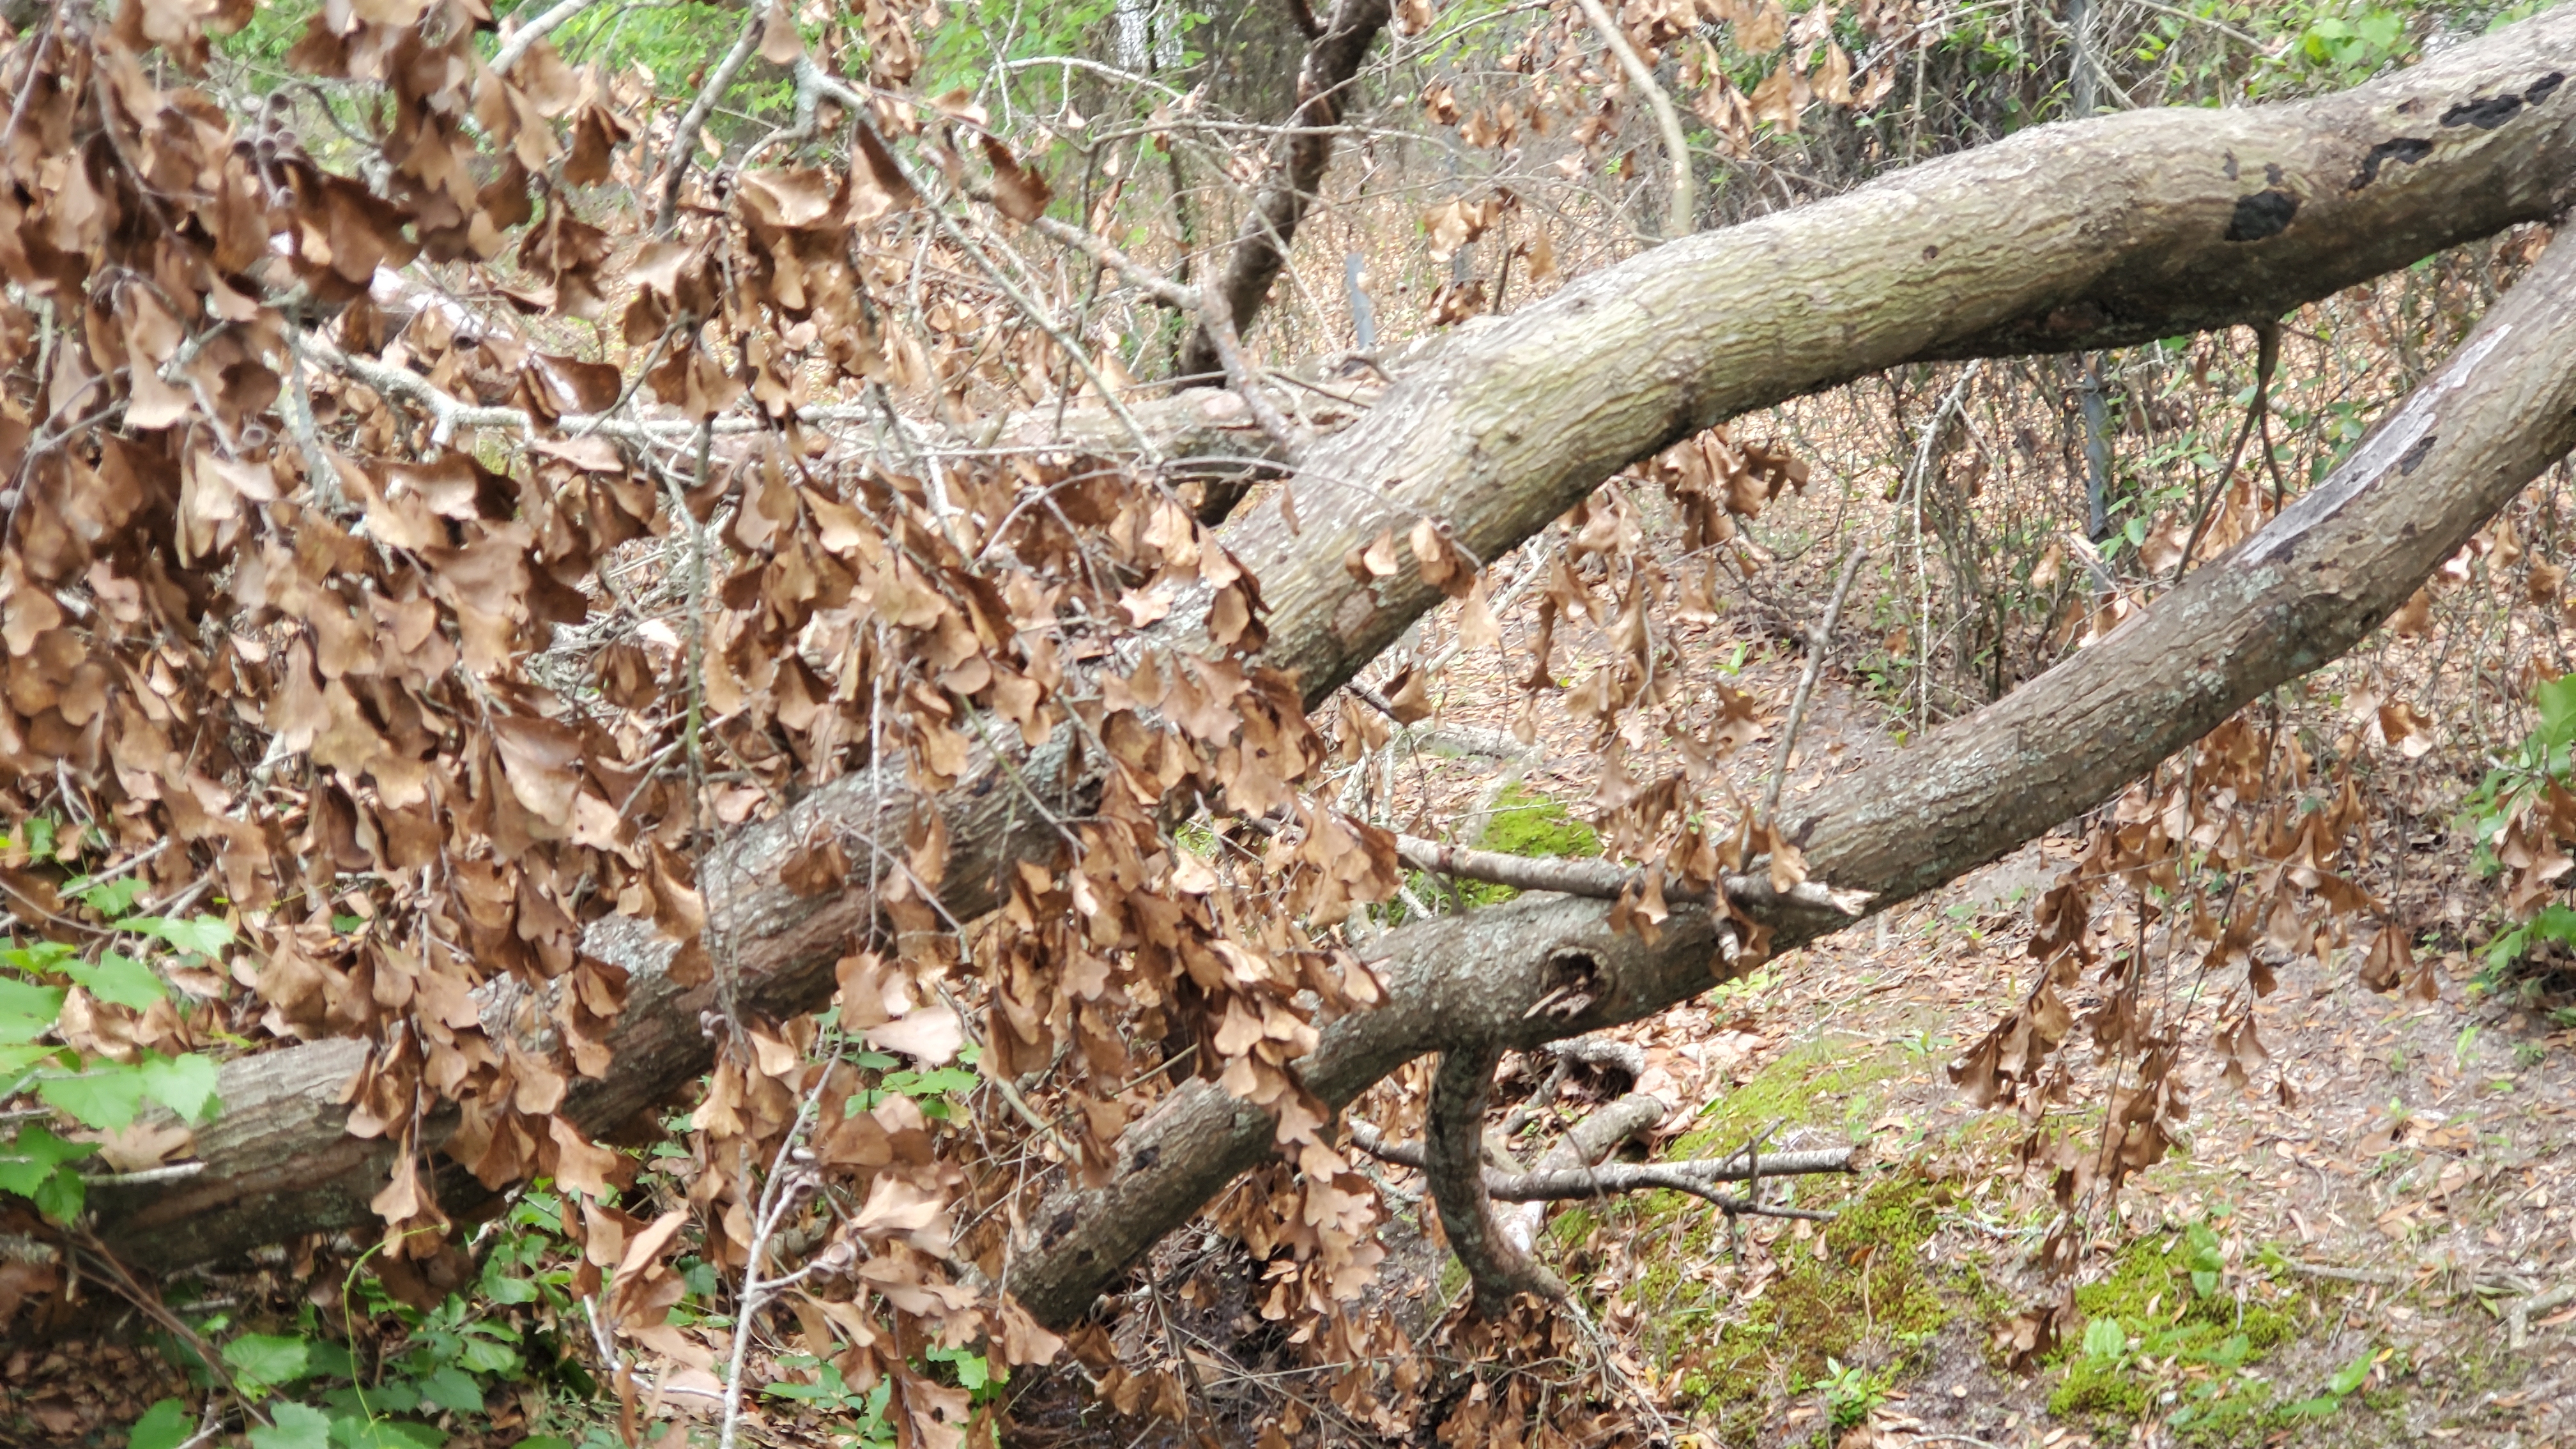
[1174,0,1395,390]
[1425,1043,1566,1314]
[997,211,2576,1328]
[1493,1088,1665,1253]
[87,17,2576,1278]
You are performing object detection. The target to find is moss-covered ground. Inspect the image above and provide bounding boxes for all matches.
[2045,1220,2320,1441]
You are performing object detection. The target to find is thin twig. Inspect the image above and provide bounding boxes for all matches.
[1763,543,1867,821]
[1193,283,1303,456]
[1571,0,1692,240]
[2172,319,2281,581]
[655,6,764,231]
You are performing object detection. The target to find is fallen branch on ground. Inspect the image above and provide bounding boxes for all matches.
[87,18,2576,1291]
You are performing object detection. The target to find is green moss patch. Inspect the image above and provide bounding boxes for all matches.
[2046,1220,2322,1441]
[1660,1169,1995,1439]
[1667,1037,1910,1159]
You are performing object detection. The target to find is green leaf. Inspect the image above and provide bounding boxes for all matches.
[0,1123,94,1185]
[64,951,170,1010]
[2082,1316,2127,1361]
[72,875,149,917]
[225,1333,317,1390]
[128,1399,194,1449]
[479,1268,539,1306]
[415,1366,484,1415]
[248,1402,332,1449]
[2329,1349,2373,1396]
[129,915,233,956]
[2537,673,2576,749]
[32,1162,84,1222]
[328,1416,445,1449]
[0,1042,64,1079]
[455,1337,520,1376]
[0,976,65,1045]
[1,937,75,972]
[37,1060,146,1129]
[141,1052,222,1123]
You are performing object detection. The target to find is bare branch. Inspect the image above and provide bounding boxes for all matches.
[1763,543,1868,822]
[1425,1043,1567,1315]
[654,6,765,231]
[1176,0,1395,385]
[1572,0,1693,239]
[489,0,609,75]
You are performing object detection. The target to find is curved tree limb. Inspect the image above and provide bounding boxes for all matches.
[1002,211,2576,1327]
[86,15,2576,1281]
[1425,1043,1566,1315]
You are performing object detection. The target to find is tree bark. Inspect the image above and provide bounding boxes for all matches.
[1003,218,2576,1328]
[88,13,2576,1275]
[1172,0,1395,394]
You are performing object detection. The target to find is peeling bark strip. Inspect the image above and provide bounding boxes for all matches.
[1005,227,2576,1330]
[1174,0,1395,392]
[87,12,2576,1275]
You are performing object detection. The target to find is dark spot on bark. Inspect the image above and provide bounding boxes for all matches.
[1133,1144,1159,1169]
[2397,433,2437,475]
[2224,190,2298,242]
[1922,244,1938,261]
[2349,136,2432,190]
[2396,97,2422,115]
[2532,73,2566,105]
[1045,1205,1077,1244]
[2264,162,2283,187]
[2442,93,2524,129]
[2221,152,2239,180]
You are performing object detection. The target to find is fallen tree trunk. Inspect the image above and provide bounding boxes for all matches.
[89,13,2576,1273]
[1004,218,2576,1328]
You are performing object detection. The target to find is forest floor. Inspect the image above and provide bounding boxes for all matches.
[1309,529,2576,1449]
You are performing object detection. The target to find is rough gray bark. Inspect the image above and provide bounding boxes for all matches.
[88,13,2576,1276]
[1425,1043,1567,1315]
[1002,215,2576,1329]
